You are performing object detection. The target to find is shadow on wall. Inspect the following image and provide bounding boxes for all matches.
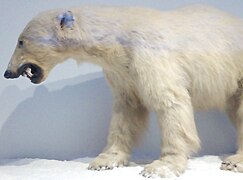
[0,73,237,161]
[0,75,112,160]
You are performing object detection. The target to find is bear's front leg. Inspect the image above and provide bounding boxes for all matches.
[88,89,149,170]
[140,88,200,178]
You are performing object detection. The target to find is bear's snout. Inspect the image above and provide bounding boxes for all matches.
[4,70,20,79]
[4,63,44,84]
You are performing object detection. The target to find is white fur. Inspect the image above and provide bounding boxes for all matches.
[5,5,243,178]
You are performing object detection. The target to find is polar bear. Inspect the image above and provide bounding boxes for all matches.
[4,5,243,177]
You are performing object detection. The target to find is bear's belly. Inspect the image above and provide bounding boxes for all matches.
[190,77,239,111]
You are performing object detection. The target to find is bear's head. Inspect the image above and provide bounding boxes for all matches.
[4,10,80,84]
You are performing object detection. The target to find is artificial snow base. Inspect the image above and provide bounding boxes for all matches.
[0,156,242,180]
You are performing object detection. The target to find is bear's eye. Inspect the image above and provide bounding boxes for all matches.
[18,40,24,48]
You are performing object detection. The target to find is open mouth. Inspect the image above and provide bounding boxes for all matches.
[17,63,43,84]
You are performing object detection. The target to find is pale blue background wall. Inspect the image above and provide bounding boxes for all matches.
[0,0,242,160]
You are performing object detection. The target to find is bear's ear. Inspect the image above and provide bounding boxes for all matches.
[56,11,75,29]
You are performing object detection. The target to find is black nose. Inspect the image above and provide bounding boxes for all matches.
[4,70,19,79]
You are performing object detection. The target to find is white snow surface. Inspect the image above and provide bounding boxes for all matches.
[0,156,242,180]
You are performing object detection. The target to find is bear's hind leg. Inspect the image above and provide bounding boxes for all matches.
[221,91,243,172]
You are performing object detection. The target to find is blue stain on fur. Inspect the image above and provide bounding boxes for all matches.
[57,11,75,29]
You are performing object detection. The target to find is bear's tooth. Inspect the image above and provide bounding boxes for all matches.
[26,68,33,77]
[26,67,32,74]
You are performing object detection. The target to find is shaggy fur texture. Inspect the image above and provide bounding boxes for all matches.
[4,5,243,178]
